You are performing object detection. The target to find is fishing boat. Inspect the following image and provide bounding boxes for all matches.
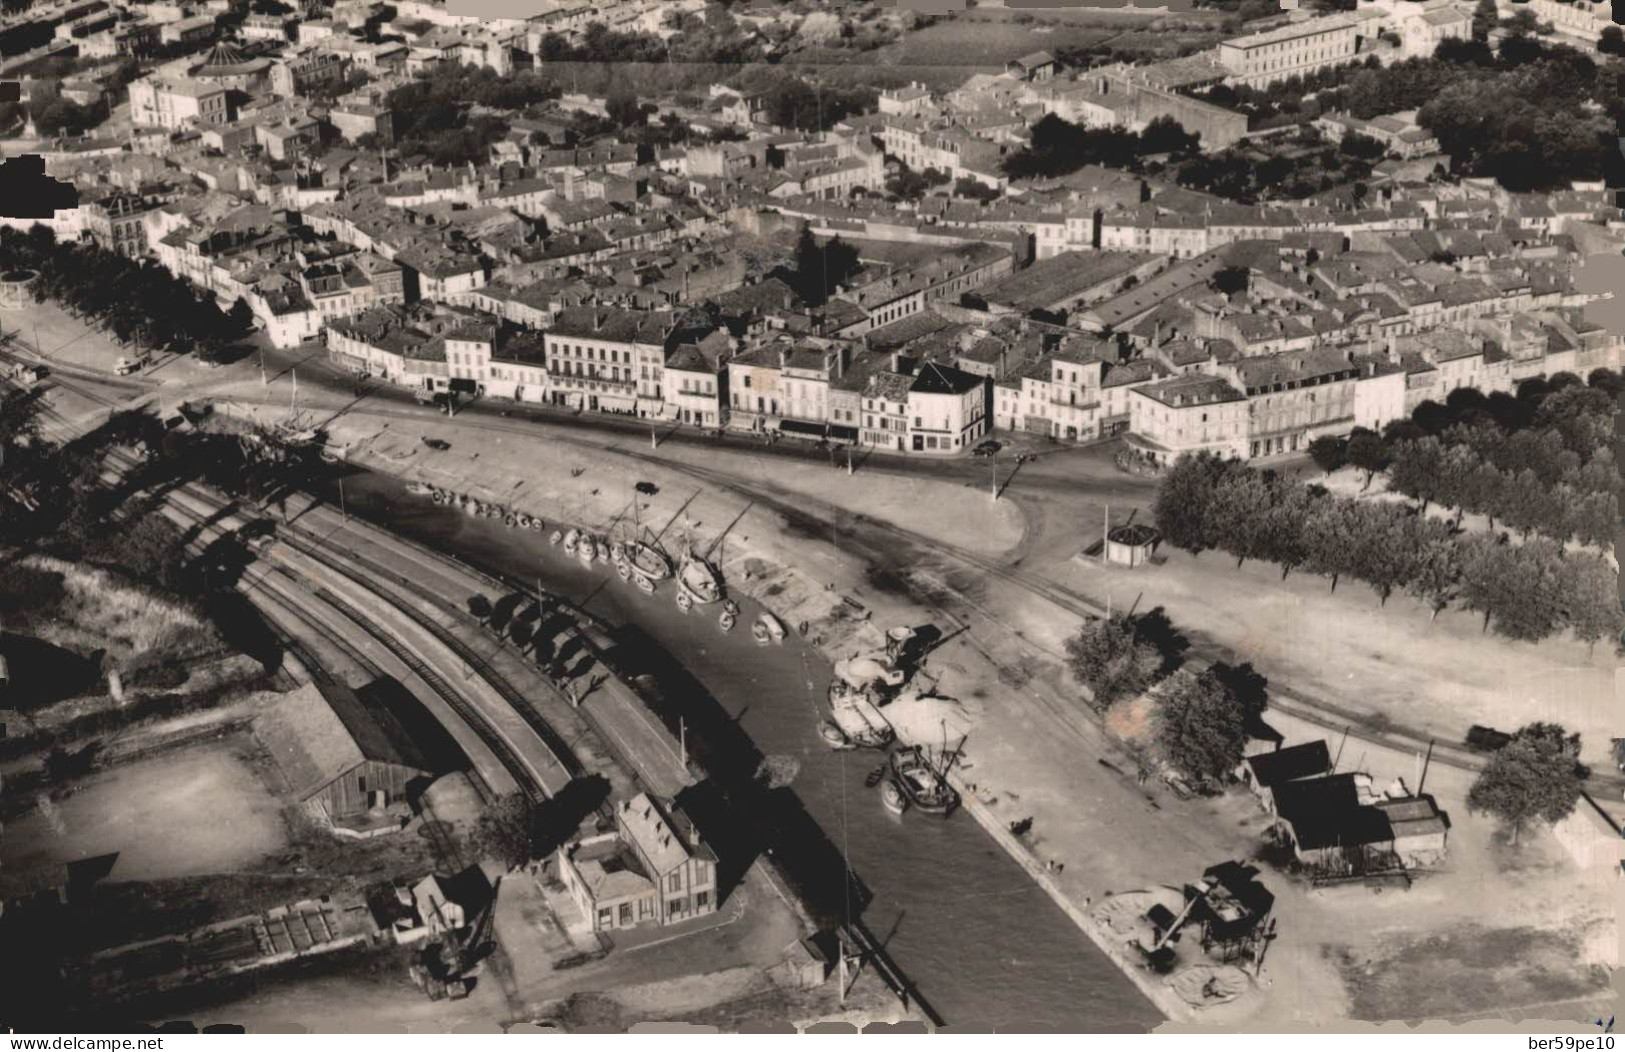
[530,518,544,533]
[678,554,722,606]
[751,620,771,645]
[577,539,597,567]
[407,481,434,497]
[864,765,887,788]
[676,589,693,612]
[466,500,483,517]
[889,745,958,816]
[627,541,672,583]
[516,513,532,530]
[758,612,786,643]
[562,529,580,555]
[829,689,894,749]
[819,721,852,750]
[616,560,632,581]
[719,609,736,633]
[881,779,908,816]
[596,540,610,563]
[635,574,656,595]
[549,529,563,546]
[721,599,740,619]
[610,541,626,564]
[432,489,447,504]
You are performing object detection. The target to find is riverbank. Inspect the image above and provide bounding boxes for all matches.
[220,400,1167,1029]
[217,398,1613,1027]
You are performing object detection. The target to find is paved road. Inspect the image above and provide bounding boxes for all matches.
[26,327,1625,812]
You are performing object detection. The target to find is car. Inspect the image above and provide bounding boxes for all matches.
[421,436,450,451]
[114,357,143,375]
[971,440,1001,458]
[1465,725,1512,753]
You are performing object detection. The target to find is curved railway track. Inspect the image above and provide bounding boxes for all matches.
[158,487,541,803]
[211,398,1516,774]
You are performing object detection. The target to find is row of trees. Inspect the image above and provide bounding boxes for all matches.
[1153,454,1623,647]
[1001,114,1201,181]
[1383,434,1617,548]
[0,226,252,359]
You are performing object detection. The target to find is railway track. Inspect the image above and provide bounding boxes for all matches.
[154,484,540,804]
[210,396,1521,781]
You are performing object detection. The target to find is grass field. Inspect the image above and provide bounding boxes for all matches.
[0,555,218,665]
[794,9,1229,89]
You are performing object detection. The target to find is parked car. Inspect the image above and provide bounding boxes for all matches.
[971,440,1001,458]
[114,356,143,376]
[421,436,450,451]
[1465,725,1512,753]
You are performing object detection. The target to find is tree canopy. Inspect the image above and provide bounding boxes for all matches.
[1153,668,1254,785]
[1466,723,1584,842]
[1064,614,1165,711]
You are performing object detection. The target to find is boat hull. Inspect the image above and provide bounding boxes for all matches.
[889,747,959,816]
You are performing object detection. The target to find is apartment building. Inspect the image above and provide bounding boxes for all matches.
[83,191,154,258]
[270,48,349,98]
[905,361,989,454]
[542,306,675,415]
[324,301,486,390]
[558,794,719,934]
[1217,14,1362,88]
[128,75,229,130]
[1128,373,1250,464]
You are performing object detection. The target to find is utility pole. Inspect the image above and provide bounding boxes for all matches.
[339,476,347,521]
[989,453,997,503]
[650,427,657,449]
[1102,503,1109,564]
[680,717,687,769]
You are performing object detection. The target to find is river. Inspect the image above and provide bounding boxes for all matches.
[318,469,1161,1031]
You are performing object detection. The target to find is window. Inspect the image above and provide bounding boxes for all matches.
[669,873,681,893]
[597,908,612,928]
[619,903,633,925]
[668,898,685,915]
[696,890,710,909]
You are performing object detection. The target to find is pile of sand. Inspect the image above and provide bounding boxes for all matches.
[1168,964,1250,1007]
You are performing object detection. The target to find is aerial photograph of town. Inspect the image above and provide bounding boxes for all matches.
[0,0,1617,1035]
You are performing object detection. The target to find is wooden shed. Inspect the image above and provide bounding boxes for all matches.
[255,680,433,819]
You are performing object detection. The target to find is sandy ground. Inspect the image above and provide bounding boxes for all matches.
[28,302,1613,1028]
[1054,546,1619,769]
[243,400,1617,1027]
[1,739,287,884]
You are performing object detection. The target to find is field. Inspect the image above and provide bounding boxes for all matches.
[790,7,1229,89]
[0,556,219,667]
[0,738,287,886]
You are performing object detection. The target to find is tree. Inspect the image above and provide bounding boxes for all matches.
[1154,669,1251,785]
[1558,552,1625,655]
[1405,529,1460,620]
[1472,0,1499,40]
[471,792,536,870]
[1345,428,1388,488]
[1064,615,1163,711]
[1307,436,1347,475]
[1599,25,1624,55]
[1209,266,1250,297]
[1467,722,1583,843]
[1153,453,1230,555]
[1205,466,1280,568]
[1301,497,1360,593]
[467,594,492,625]
[605,92,646,129]
[1139,116,1200,156]
[785,226,859,308]
[1387,436,1449,511]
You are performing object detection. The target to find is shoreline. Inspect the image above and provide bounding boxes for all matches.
[223,398,1172,1026]
[945,770,1191,1025]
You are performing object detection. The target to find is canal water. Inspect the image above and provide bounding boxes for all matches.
[317,470,1160,1031]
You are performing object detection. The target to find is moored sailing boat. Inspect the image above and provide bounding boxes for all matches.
[889,744,958,816]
